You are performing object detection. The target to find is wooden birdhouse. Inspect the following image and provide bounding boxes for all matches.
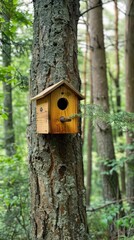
[31,80,84,134]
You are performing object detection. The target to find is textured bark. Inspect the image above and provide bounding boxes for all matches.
[2,0,15,156]
[28,1,87,239]
[125,0,134,209]
[89,0,121,202]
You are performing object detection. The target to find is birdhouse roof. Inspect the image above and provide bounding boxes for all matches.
[31,80,84,100]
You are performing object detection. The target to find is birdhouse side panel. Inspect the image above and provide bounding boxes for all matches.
[36,97,49,133]
[50,86,78,134]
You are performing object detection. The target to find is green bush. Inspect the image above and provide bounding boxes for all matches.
[0,149,31,240]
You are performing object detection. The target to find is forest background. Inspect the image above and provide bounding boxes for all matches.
[0,0,134,239]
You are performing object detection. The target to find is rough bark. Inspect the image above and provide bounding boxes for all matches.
[89,0,121,202]
[125,0,134,209]
[2,0,15,156]
[28,1,88,239]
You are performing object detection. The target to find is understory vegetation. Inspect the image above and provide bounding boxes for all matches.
[0,0,134,239]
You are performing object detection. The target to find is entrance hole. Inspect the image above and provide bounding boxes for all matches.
[57,98,68,110]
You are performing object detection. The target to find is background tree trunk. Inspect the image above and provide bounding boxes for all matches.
[114,0,126,196]
[86,28,93,207]
[81,0,93,207]
[2,0,15,156]
[82,0,89,140]
[114,0,121,114]
[28,1,88,239]
[86,119,93,207]
[125,0,134,209]
[89,0,121,202]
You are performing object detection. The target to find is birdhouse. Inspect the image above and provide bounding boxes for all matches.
[31,80,84,134]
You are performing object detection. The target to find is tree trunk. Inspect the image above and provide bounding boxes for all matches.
[125,0,134,209]
[82,0,89,140]
[28,1,88,239]
[2,0,15,156]
[114,0,126,196]
[86,20,93,207]
[86,120,93,207]
[86,49,93,206]
[81,0,93,207]
[114,0,121,114]
[89,0,121,202]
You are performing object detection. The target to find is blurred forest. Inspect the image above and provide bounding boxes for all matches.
[0,0,134,239]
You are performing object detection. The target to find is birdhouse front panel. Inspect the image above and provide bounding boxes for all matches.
[36,97,49,133]
[50,85,78,134]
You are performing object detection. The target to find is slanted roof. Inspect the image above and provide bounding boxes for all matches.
[31,80,84,100]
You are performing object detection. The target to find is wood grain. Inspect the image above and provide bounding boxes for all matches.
[50,86,78,133]
[36,97,49,133]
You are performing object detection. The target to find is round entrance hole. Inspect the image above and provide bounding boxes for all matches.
[57,98,68,110]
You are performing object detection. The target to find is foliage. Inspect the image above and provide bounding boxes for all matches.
[0,1,32,239]
[0,106,8,119]
[0,0,133,239]
[80,104,134,131]
[0,148,31,240]
[87,203,134,240]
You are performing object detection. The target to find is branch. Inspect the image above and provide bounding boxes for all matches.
[80,0,114,17]
[86,197,134,212]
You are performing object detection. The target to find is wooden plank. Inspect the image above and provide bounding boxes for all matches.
[31,80,85,101]
[50,86,78,134]
[36,97,49,133]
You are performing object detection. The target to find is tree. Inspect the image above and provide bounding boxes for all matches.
[28,0,88,239]
[114,0,126,196]
[1,0,15,156]
[0,1,32,239]
[114,0,121,115]
[89,0,122,204]
[81,0,93,207]
[125,0,134,209]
